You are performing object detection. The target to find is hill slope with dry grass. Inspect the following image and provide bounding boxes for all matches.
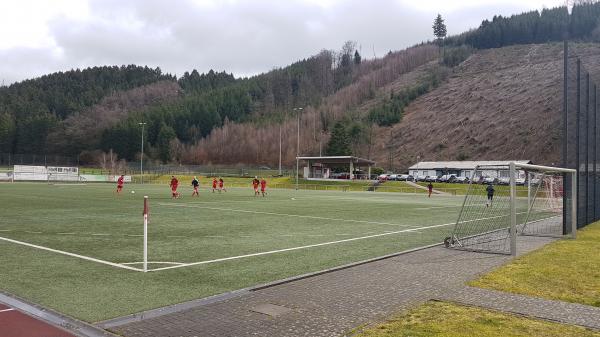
[365,43,600,171]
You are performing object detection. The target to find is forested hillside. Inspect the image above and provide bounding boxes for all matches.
[1,1,600,169]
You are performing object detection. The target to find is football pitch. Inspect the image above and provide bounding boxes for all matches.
[0,182,464,322]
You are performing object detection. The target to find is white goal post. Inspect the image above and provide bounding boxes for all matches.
[445,162,576,256]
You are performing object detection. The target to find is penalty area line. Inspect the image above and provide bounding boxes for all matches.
[147,221,455,272]
[158,203,421,228]
[0,236,143,272]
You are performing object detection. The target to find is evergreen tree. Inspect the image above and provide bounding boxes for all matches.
[0,113,15,152]
[157,122,176,163]
[353,50,362,65]
[433,14,448,43]
[326,122,351,155]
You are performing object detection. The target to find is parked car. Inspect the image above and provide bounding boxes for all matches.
[439,174,457,183]
[455,176,469,184]
[331,173,350,179]
[378,174,389,181]
[515,177,526,186]
[497,177,510,185]
[389,174,398,181]
[398,174,414,181]
[415,175,427,182]
[425,175,438,182]
[482,176,498,184]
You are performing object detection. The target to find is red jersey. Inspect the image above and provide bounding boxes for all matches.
[212,179,217,188]
[117,176,124,186]
[252,179,259,188]
[170,178,179,188]
[260,180,266,188]
[219,180,224,188]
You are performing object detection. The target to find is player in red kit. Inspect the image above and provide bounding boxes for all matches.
[252,176,260,196]
[116,175,125,195]
[218,178,226,192]
[212,177,218,193]
[170,176,180,199]
[260,178,267,197]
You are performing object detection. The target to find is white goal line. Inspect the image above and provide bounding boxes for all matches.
[146,221,456,272]
[0,236,142,272]
[158,203,422,228]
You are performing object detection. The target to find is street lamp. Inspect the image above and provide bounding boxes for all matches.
[294,107,303,190]
[138,122,146,184]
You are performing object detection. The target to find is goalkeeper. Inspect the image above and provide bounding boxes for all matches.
[486,183,495,207]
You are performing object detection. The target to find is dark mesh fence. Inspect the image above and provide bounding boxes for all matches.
[0,153,77,167]
[564,42,600,229]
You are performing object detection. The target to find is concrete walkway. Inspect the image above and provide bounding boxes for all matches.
[107,235,600,337]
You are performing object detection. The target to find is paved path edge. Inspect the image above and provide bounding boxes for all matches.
[0,291,118,337]
[97,242,443,329]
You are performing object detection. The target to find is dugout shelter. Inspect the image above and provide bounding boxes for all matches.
[296,156,376,180]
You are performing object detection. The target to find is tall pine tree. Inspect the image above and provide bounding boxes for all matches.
[326,122,351,155]
[433,14,448,44]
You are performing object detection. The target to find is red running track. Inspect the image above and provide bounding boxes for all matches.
[0,303,76,337]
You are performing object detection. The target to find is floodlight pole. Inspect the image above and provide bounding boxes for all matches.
[295,107,303,190]
[139,122,146,184]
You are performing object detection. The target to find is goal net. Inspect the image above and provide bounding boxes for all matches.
[444,163,576,255]
[520,172,564,237]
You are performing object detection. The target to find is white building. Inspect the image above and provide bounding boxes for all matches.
[408,160,532,178]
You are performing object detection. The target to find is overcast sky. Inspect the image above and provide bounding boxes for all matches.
[0,0,566,85]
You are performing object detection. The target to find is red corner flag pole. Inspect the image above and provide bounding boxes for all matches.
[143,196,149,272]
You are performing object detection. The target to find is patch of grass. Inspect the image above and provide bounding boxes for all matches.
[470,222,600,307]
[351,301,600,337]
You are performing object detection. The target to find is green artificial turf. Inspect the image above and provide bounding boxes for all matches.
[0,182,463,322]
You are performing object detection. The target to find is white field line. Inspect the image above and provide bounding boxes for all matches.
[148,210,544,272]
[91,233,110,236]
[0,236,143,272]
[122,261,184,266]
[0,308,15,313]
[57,232,76,235]
[159,203,421,228]
[0,229,13,232]
[147,221,455,272]
[413,205,464,210]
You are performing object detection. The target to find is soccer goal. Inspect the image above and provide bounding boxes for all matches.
[444,163,576,256]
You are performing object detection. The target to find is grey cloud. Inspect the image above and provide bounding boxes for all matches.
[1,0,560,84]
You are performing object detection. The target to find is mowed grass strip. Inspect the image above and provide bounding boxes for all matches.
[470,221,600,307]
[351,301,600,337]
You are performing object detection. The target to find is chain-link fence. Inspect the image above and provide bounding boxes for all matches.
[0,153,78,168]
[564,42,600,230]
[0,153,294,179]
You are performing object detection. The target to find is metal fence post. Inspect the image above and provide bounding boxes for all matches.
[509,162,517,256]
[576,58,581,228]
[572,172,577,239]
